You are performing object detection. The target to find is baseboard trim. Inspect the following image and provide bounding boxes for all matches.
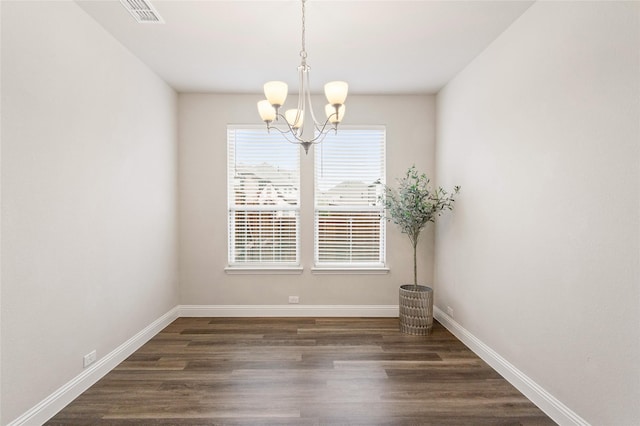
[433,306,589,426]
[7,306,180,426]
[9,304,396,424]
[11,305,587,426]
[178,304,399,317]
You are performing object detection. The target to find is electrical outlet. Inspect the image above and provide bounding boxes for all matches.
[446,306,454,318]
[83,350,97,368]
[288,295,299,304]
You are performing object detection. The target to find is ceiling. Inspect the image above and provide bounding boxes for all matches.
[76,0,534,95]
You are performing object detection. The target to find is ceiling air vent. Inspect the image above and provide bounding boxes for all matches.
[120,0,164,24]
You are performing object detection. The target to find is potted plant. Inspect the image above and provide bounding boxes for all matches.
[382,166,459,335]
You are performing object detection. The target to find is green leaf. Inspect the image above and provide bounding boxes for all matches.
[381,165,460,247]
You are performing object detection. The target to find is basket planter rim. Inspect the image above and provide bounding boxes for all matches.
[399,284,432,292]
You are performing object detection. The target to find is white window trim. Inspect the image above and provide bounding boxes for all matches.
[225,266,304,275]
[311,266,389,275]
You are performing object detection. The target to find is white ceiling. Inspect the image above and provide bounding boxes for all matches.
[76,0,534,94]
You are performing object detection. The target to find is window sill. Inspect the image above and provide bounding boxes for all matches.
[225,266,304,275]
[311,266,389,275]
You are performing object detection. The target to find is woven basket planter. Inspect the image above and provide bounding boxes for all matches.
[399,285,433,335]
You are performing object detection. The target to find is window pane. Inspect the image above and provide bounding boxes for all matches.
[314,128,386,266]
[228,128,300,265]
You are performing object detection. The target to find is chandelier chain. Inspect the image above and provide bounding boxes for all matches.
[300,0,307,62]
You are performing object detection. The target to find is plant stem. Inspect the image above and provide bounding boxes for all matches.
[413,239,418,291]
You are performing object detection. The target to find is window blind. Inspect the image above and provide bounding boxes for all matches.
[314,127,386,266]
[228,127,300,265]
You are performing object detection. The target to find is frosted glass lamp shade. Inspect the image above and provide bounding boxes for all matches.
[325,104,345,124]
[264,81,288,107]
[324,81,348,106]
[285,109,304,129]
[257,100,276,122]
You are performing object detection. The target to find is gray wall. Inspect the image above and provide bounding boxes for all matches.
[1,2,179,423]
[435,2,639,424]
[178,94,436,306]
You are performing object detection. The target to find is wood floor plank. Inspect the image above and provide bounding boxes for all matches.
[46,318,555,425]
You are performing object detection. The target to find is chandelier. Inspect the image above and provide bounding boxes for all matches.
[257,0,348,154]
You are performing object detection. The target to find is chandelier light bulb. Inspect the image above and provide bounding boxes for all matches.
[257,100,276,122]
[285,109,304,129]
[324,81,349,106]
[264,81,288,108]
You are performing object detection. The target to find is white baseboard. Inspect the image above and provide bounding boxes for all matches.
[433,306,589,426]
[8,306,180,426]
[178,304,399,317]
[8,305,396,424]
[11,304,586,426]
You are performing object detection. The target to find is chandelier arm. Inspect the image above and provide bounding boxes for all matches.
[281,131,310,146]
[313,111,338,134]
[296,64,306,126]
[266,114,305,144]
[309,117,338,144]
[303,67,323,129]
[266,125,306,145]
[266,112,335,146]
[309,127,334,145]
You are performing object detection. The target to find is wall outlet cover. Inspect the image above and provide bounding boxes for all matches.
[83,350,97,368]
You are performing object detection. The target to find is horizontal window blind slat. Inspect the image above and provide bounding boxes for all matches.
[230,206,300,212]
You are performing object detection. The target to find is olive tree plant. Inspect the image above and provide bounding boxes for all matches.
[382,166,460,290]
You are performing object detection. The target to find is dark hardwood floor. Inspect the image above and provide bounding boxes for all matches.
[47,317,555,425]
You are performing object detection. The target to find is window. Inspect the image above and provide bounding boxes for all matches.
[314,127,386,267]
[227,127,300,266]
